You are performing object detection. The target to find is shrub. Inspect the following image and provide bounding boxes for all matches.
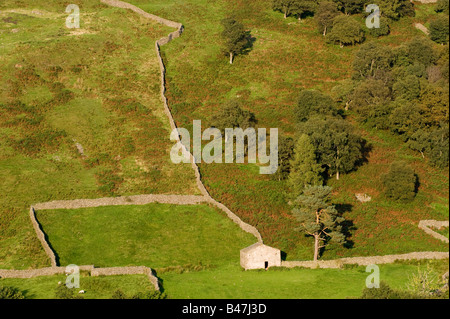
[366,17,390,37]
[55,285,84,299]
[0,286,25,299]
[382,161,418,202]
[111,289,167,299]
[436,0,449,14]
[360,281,421,299]
[429,15,449,44]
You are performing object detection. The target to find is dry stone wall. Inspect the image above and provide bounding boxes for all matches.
[0,265,160,291]
[419,220,449,244]
[29,207,58,267]
[282,251,450,269]
[34,194,208,211]
[100,0,263,243]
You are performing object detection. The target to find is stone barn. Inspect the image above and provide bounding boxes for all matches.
[240,243,281,270]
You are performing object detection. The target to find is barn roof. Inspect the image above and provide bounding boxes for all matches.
[240,242,279,254]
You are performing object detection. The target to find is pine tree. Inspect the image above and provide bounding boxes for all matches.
[291,185,345,261]
[287,134,324,199]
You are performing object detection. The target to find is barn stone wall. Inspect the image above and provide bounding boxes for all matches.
[241,245,281,270]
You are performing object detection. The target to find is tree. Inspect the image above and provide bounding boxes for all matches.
[272,135,295,181]
[366,17,390,37]
[291,185,345,261]
[350,79,392,118]
[211,99,257,133]
[273,0,298,19]
[298,116,366,180]
[429,15,449,44]
[435,0,449,14]
[382,161,417,202]
[327,15,365,47]
[419,84,449,127]
[292,0,318,21]
[388,100,424,137]
[353,42,394,79]
[316,1,341,36]
[408,125,449,168]
[55,285,84,299]
[392,75,421,101]
[287,134,324,199]
[378,0,415,20]
[295,89,338,123]
[273,0,317,20]
[330,79,354,110]
[221,18,249,64]
[332,0,365,15]
[401,37,437,67]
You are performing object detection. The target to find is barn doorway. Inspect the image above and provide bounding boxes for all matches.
[265,261,269,270]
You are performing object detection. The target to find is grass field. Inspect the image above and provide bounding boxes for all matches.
[0,273,156,299]
[2,259,447,299]
[0,0,199,270]
[157,259,449,299]
[36,203,256,268]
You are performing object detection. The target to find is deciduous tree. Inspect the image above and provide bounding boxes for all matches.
[316,1,341,36]
[211,99,257,133]
[332,0,365,15]
[298,116,366,180]
[429,15,449,44]
[295,89,338,123]
[353,42,394,79]
[327,15,365,47]
[221,18,249,64]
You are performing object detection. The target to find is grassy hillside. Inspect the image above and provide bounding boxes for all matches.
[126,0,449,260]
[36,203,256,268]
[0,0,199,269]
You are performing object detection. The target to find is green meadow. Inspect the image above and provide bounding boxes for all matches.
[0,0,199,270]
[0,274,156,299]
[36,203,256,268]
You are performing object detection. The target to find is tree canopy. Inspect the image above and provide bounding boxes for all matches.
[221,17,249,64]
[382,161,418,202]
[211,99,257,133]
[287,134,324,199]
[316,1,340,36]
[429,15,449,44]
[295,89,339,123]
[327,15,365,47]
[297,116,366,180]
[291,185,345,261]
